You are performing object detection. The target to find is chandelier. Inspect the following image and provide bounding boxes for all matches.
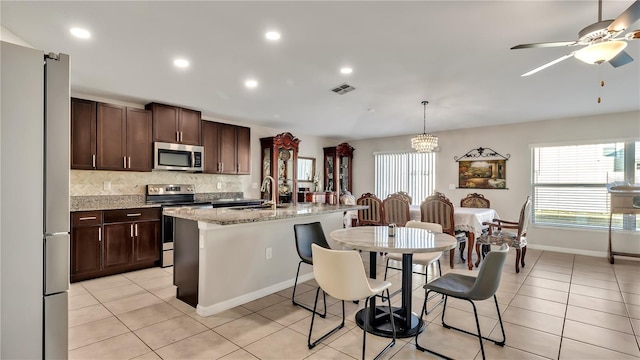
[411,100,438,153]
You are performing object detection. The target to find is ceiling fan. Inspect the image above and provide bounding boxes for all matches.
[512,0,640,76]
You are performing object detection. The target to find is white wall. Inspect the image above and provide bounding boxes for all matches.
[348,111,640,256]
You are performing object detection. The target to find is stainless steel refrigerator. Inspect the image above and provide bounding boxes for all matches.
[1,41,70,359]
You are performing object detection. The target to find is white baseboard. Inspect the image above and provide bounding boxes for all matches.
[526,244,607,258]
[196,272,316,317]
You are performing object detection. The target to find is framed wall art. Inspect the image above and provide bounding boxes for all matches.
[455,147,510,189]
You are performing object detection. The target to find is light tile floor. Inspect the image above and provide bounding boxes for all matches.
[69,248,640,359]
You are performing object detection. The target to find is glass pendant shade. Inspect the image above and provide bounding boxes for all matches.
[574,41,627,64]
[411,133,438,153]
[411,100,438,153]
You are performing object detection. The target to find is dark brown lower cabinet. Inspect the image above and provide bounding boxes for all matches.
[71,225,102,280]
[133,221,160,263]
[103,223,134,269]
[71,208,161,283]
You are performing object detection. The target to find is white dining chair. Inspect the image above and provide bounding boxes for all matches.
[308,244,396,360]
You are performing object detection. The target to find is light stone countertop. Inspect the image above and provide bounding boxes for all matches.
[163,203,367,226]
[70,192,250,212]
[330,226,457,253]
[71,195,156,211]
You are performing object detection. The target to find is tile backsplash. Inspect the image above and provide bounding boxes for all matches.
[70,170,250,196]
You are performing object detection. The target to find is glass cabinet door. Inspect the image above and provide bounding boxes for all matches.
[277,149,294,204]
[260,133,300,205]
[339,155,349,193]
[326,156,334,191]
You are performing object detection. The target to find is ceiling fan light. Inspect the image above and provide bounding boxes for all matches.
[574,41,627,64]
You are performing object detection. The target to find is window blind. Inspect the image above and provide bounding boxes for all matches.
[374,152,435,205]
[532,141,638,230]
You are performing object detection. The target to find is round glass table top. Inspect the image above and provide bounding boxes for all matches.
[330,226,456,253]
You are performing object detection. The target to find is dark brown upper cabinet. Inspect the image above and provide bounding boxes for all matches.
[146,102,202,146]
[202,121,251,175]
[96,103,152,171]
[71,98,97,169]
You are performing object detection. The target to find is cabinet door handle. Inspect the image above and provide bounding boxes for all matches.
[221,162,224,172]
[123,157,127,168]
[128,156,131,169]
[180,131,183,142]
[127,213,142,217]
[78,216,96,221]
[130,224,134,237]
[92,154,96,168]
[98,228,102,242]
[135,224,138,237]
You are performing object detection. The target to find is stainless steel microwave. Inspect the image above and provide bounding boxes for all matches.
[154,142,204,172]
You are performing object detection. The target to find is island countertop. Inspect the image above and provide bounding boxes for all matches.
[164,203,367,226]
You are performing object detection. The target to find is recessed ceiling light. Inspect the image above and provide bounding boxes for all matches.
[340,67,353,74]
[70,27,91,39]
[173,59,190,68]
[265,31,281,41]
[245,79,258,88]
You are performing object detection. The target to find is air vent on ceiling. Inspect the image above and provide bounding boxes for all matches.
[331,83,356,95]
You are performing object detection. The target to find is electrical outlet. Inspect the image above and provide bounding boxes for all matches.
[449,183,456,190]
[265,247,272,260]
[103,181,111,190]
[216,182,222,190]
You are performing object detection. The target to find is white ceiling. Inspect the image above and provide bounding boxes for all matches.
[2,1,639,140]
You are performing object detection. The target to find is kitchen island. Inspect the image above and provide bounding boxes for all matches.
[164,203,366,316]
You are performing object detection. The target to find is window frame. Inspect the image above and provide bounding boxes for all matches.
[530,138,638,231]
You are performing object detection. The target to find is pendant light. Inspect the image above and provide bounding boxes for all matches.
[411,100,438,153]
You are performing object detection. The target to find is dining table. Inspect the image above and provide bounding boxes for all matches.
[329,226,456,338]
[409,205,500,270]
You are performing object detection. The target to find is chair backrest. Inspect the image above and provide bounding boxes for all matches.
[390,191,412,204]
[383,194,410,226]
[460,193,490,208]
[420,192,455,236]
[340,191,356,205]
[468,244,509,300]
[356,192,385,226]
[517,196,532,240]
[311,244,375,301]
[406,221,443,233]
[293,222,330,264]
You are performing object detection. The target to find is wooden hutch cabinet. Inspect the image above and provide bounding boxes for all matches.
[323,142,355,195]
[260,132,300,205]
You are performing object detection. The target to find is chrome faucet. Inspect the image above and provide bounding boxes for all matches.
[260,176,277,207]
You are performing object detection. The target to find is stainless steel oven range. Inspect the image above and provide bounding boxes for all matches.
[146,184,212,267]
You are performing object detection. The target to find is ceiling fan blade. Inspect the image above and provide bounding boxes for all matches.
[511,41,577,50]
[609,50,634,67]
[608,0,640,33]
[521,54,574,77]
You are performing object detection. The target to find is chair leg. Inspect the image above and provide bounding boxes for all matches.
[438,296,506,359]
[415,291,452,359]
[449,249,455,268]
[293,261,326,317]
[493,295,506,346]
[308,288,344,349]
[383,258,390,281]
[459,242,466,262]
[515,248,521,273]
[521,246,527,268]
[364,289,396,360]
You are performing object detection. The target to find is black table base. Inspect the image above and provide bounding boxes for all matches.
[355,306,424,338]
